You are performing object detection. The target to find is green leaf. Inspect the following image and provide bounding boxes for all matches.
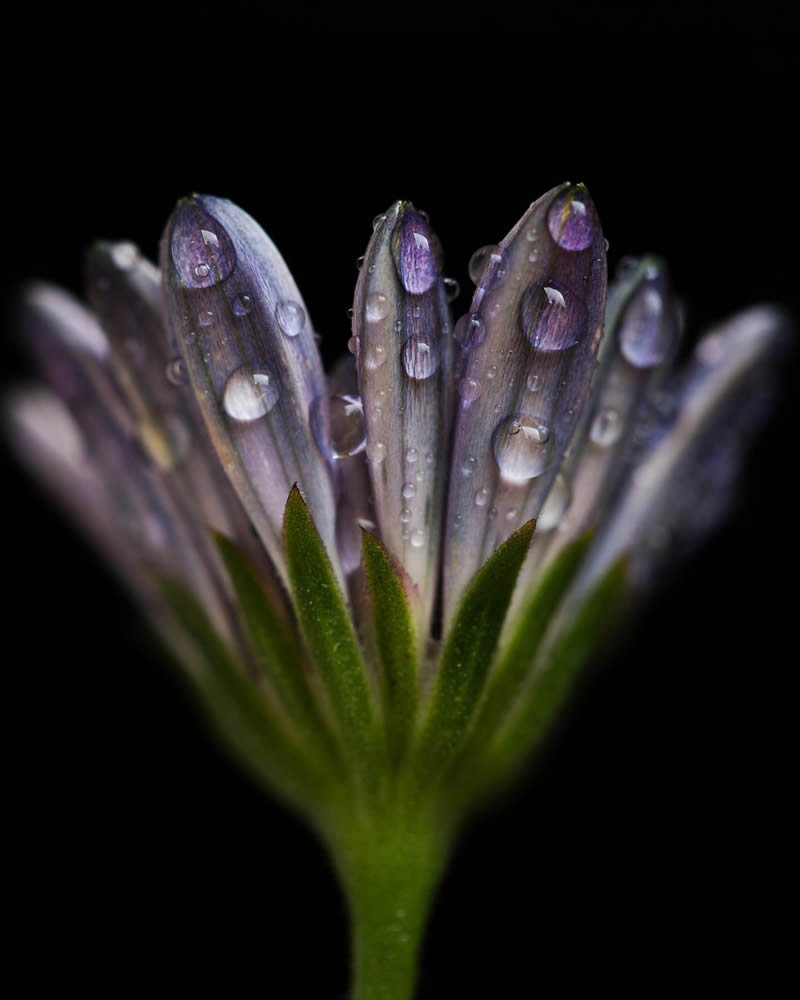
[479,556,630,799]
[451,533,594,775]
[156,575,329,815]
[214,531,340,766]
[411,520,535,788]
[361,530,419,765]
[283,485,383,796]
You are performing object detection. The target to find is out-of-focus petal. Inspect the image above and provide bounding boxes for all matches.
[159,195,339,588]
[352,203,454,631]
[443,183,607,626]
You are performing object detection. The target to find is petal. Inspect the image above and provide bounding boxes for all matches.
[159,195,339,588]
[443,183,607,626]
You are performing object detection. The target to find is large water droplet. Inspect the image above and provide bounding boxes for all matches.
[619,283,674,368]
[391,207,442,294]
[275,300,306,337]
[590,407,623,447]
[365,291,390,323]
[171,206,236,288]
[310,393,366,459]
[492,415,553,482]
[546,188,594,250]
[223,366,279,421]
[366,440,386,463]
[454,313,486,349]
[402,335,441,380]
[468,244,505,285]
[519,280,586,351]
[537,473,571,531]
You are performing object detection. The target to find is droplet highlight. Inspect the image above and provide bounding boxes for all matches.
[519,280,587,351]
[223,366,279,421]
[275,300,306,337]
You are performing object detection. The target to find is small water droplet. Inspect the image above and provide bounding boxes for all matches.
[198,309,214,327]
[233,294,251,317]
[519,280,586,351]
[402,482,416,500]
[356,255,366,271]
[474,487,490,507]
[458,377,482,403]
[526,229,538,242]
[275,300,306,337]
[415,469,424,483]
[505,508,518,522]
[194,263,210,278]
[454,313,486,350]
[493,415,553,482]
[365,291,390,323]
[223,366,279,421]
[526,373,540,392]
[410,529,424,549]
[310,393,366,459]
[372,213,386,231]
[487,365,497,379]
[468,244,504,285]
[347,335,359,355]
[364,343,387,370]
[402,335,441,380]
[399,507,412,524]
[366,440,386,463]
[619,281,674,368]
[443,276,460,302]
[537,473,571,531]
[406,447,418,464]
[461,455,477,477]
[546,188,594,250]
[590,407,623,447]
[166,356,189,385]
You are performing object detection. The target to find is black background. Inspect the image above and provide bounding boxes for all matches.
[4,12,796,996]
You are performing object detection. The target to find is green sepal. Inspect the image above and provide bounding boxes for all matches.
[361,530,419,766]
[476,556,630,803]
[283,485,383,800]
[449,533,594,783]
[155,574,330,816]
[411,519,535,790]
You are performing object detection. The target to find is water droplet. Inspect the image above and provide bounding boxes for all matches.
[366,440,386,463]
[493,415,553,482]
[474,488,490,507]
[391,208,442,294]
[364,343,387,370]
[223,366,279,421]
[454,313,486,350]
[443,276,460,302]
[233,294,251,317]
[275,300,306,337]
[402,335,441,380]
[166,356,189,385]
[619,282,674,368]
[356,255,365,271]
[487,365,497,379]
[347,335,359,355]
[110,242,138,270]
[546,188,594,250]
[590,407,623,447]
[365,291,390,323]
[519,279,586,351]
[402,482,416,500]
[406,447,418,464]
[198,309,214,327]
[526,229,538,242]
[505,508,518,522]
[469,244,505,285]
[461,455,477,477]
[410,529,425,549]
[537,473,571,531]
[458,377,482,403]
[400,507,412,524]
[310,393,366,459]
[526,373,540,392]
[415,469,424,483]
[488,506,498,520]
[171,207,236,289]
[372,213,386,231]
[195,263,210,278]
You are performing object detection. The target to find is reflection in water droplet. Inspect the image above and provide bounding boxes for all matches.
[275,300,306,337]
[454,313,486,350]
[402,482,416,500]
[537,473,571,531]
[310,393,366,459]
[546,189,594,250]
[410,529,425,549]
[166,356,189,385]
[195,263,210,278]
[493,414,553,482]
[233,294,251,317]
[458,377,481,403]
[519,279,586,351]
[223,366,279,421]
[366,291,390,323]
[590,407,623,447]
[366,440,386,463]
[402,335,441,380]
[619,284,673,368]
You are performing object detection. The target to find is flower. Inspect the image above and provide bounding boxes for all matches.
[5,183,788,1000]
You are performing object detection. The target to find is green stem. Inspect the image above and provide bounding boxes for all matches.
[329,809,452,1000]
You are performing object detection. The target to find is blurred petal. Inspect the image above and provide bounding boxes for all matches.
[352,203,454,629]
[159,195,339,588]
[443,183,607,625]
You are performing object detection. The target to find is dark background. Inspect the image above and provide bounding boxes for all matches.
[4,12,795,996]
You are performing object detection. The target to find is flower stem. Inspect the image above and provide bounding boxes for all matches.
[330,809,451,1000]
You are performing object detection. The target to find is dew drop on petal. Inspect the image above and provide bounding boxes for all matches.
[366,440,386,463]
[458,377,482,403]
[526,373,540,392]
[198,309,215,327]
[410,529,425,549]
[454,313,486,350]
[310,393,366,459]
[469,244,504,285]
[166,356,189,386]
[223,367,279,421]
[619,285,674,368]
[275,300,306,337]
[402,482,416,500]
[372,213,387,231]
[365,343,387,370]
[443,276,460,302]
[400,507,412,524]
[519,280,587,351]
[590,407,623,447]
[171,208,236,289]
[233,294,251,317]
[406,447,418,464]
[461,455,477,477]
[474,488,490,507]
[537,473,571,531]
[492,414,553,482]
[546,189,594,250]
[402,335,441,380]
[366,291,390,323]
